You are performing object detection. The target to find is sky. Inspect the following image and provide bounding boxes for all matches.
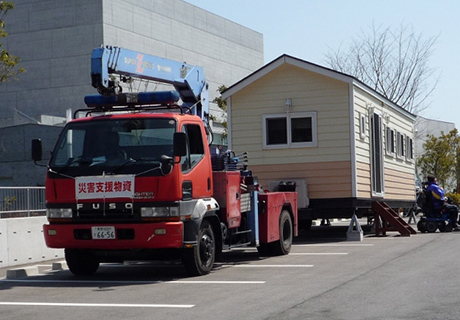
[185,0,460,127]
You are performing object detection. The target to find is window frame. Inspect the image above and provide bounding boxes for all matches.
[180,123,205,172]
[359,113,366,139]
[262,112,317,149]
[396,131,406,159]
[385,126,395,156]
[406,136,414,162]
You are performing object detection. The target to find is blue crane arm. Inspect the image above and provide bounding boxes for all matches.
[90,46,209,118]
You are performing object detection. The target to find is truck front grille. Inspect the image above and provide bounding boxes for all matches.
[76,210,137,222]
[75,201,137,222]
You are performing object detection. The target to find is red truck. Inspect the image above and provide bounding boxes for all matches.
[32,46,297,276]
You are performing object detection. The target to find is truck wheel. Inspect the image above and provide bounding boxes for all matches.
[182,220,215,276]
[303,219,313,231]
[257,243,270,257]
[65,249,100,276]
[272,210,293,255]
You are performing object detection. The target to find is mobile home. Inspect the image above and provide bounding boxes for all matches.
[222,55,416,228]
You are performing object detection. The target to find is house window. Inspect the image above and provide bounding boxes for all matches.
[263,112,317,148]
[266,117,287,145]
[370,112,384,195]
[385,126,395,156]
[292,117,313,142]
[406,136,414,161]
[396,131,405,158]
[359,113,366,139]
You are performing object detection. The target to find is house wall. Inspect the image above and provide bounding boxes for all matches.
[229,63,353,199]
[353,87,415,201]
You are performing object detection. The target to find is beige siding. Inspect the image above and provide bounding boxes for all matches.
[230,63,351,165]
[357,162,415,201]
[251,161,353,199]
[356,161,371,198]
[353,94,371,165]
[353,87,416,197]
[354,88,415,173]
[384,167,416,201]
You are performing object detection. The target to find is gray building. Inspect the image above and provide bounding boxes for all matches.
[0,0,264,185]
[414,116,456,188]
[414,116,456,158]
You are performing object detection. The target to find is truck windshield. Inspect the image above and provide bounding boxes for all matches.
[50,118,176,169]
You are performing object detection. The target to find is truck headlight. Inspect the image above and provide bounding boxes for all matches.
[47,208,73,219]
[141,206,179,218]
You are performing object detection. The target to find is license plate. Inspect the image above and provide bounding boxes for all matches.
[92,226,116,240]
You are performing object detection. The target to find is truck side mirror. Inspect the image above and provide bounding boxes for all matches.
[173,132,187,157]
[31,139,43,163]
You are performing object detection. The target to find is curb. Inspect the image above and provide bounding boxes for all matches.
[6,261,67,279]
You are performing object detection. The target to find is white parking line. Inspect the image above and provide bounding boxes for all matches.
[289,253,348,255]
[295,244,374,247]
[0,301,194,308]
[233,265,313,268]
[1,279,265,285]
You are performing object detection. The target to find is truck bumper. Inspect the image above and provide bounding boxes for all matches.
[43,222,183,250]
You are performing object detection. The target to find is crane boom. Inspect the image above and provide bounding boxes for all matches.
[90,46,209,118]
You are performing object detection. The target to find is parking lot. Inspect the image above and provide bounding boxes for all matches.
[1,221,459,320]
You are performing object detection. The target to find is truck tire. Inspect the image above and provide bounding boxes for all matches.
[271,210,293,255]
[182,220,215,276]
[302,219,313,231]
[257,243,270,257]
[65,249,100,276]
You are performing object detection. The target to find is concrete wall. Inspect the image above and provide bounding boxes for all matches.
[0,0,104,126]
[0,216,63,268]
[1,0,263,122]
[102,0,263,97]
[1,0,263,186]
[0,124,62,186]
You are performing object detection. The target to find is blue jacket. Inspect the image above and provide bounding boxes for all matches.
[427,182,445,210]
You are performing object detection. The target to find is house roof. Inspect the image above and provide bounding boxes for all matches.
[222,54,415,120]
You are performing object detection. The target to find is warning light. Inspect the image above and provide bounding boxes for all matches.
[84,91,180,108]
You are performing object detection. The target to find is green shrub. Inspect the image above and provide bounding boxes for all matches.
[446,193,460,207]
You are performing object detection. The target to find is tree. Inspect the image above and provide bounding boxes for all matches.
[417,129,459,189]
[325,23,437,114]
[211,85,228,141]
[0,1,24,83]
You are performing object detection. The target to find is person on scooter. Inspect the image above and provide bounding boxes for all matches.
[426,174,460,230]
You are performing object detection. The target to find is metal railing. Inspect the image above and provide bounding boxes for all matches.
[0,187,46,218]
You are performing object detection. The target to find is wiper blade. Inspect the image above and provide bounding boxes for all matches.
[48,167,75,179]
[134,157,159,163]
[112,158,136,172]
[58,156,92,170]
[135,165,162,177]
[53,157,83,174]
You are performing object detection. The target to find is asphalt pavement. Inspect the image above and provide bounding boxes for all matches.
[2,218,459,320]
